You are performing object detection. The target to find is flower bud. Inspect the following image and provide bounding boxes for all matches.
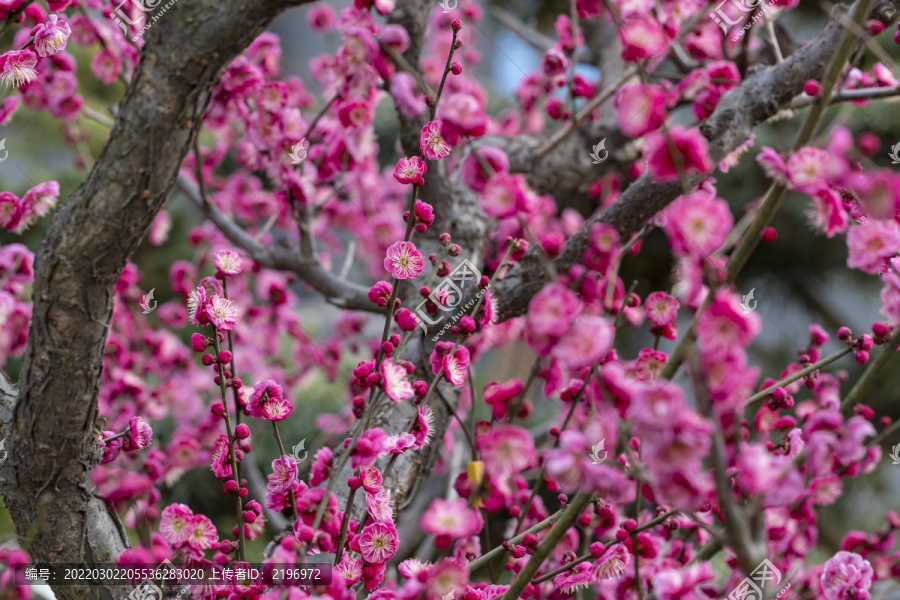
[234,424,250,440]
[450,61,462,75]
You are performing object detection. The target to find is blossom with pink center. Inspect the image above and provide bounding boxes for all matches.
[652,563,716,600]
[393,156,427,186]
[334,556,364,585]
[421,498,483,543]
[248,380,285,420]
[811,475,843,505]
[0,192,20,230]
[420,120,451,160]
[90,48,121,85]
[645,291,680,326]
[352,427,387,469]
[411,405,434,449]
[436,350,466,388]
[384,241,425,279]
[30,14,71,57]
[808,188,850,238]
[644,126,713,182]
[128,416,153,450]
[385,432,417,453]
[368,280,393,307]
[20,181,59,218]
[159,503,194,547]
[664,190,733,257]
[787,147,845,194]
[309,447,334,487]
[359,466,383,494]
[204,294,238,331]
[0,49,38,88]
[462,146,509,192]
[696,289,761,352]
[261,396,293,421]
[618,16,667,62]
[306,4,336,32]
[592,544,631,579]
[481,172,528,219]
[551,315,615,370]
[390,72,426,120]
[366,488,394,522]
[187,514,218,552]
[821,551,873,600]
[398,558,432,579]
[267,455,298,494]
[614,83,667,137]
[553,563,594,595]
[356,521,400,564]
[213,250,243,276]
[381,359,414,402]
[527,283,582,338]
[425,558,469,600]
[846,218,900,275]
[438,94,488,145]
[631,348,669,382]
[542,47,570,78]
[756,146,790,184]
[477,424,535,477]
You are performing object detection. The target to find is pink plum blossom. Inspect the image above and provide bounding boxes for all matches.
[527,283,582,338]
[420,120,451,160]
[619,16,667,62]
[213,250,243,276]
[663,190,734,257]
[846,218,900,274]
[355,521,399,564]
[614,83,668,137]
[393,156,427,186]
[421,498,483,542]
[384,241,425,279]
[0,49,38,88]
[644,126,713,182]
[821,551,873,600]
[381,359,414,402]
[476,425,535,477]
[30,14,71,57]
[645,291,680,326]
[551,315,615,369]
[267,455,298,494]
[205,295,239,331]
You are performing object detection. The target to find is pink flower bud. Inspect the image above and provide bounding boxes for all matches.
[243,511,257,524]
[238,488,248,498]
[201,353,215,366]
[211,402,225,417]
[450,61,462,75]
[858,334,874,351]
[191,333,209,352]
[866,19,885,34]
[856,350,870,363]
[838,326,852,341]
[803,80,822,97]
[217,350,232,364]
[590,542,607,558]
[234,424,250,439]
[451,18,462,32]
